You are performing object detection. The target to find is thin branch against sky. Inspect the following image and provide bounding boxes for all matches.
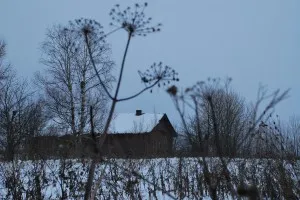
[0,0,299,122]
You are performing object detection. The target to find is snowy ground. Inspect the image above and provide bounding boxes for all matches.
[0,157,299,199]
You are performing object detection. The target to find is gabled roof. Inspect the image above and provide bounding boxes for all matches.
[109,113,164,134]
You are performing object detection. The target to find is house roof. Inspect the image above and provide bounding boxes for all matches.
[109,113,164,134]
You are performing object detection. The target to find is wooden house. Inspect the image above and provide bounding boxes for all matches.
[25,110,177,159]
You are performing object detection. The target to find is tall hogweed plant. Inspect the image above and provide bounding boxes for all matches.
[65,2,179,199]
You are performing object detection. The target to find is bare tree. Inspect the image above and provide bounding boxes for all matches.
[0,40,6,59]
[284,115,300,157]
[36,24,114,135]
[168,78,289,199]
[181,78,252,157]
[0,41,9,82]
[0,42,45,161]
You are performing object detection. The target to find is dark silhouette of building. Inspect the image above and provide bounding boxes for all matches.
[25,111,177,159]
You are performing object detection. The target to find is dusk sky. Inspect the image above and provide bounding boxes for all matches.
[1,0,300,124]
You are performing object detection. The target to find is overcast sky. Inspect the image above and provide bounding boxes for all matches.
[0,0,299,124]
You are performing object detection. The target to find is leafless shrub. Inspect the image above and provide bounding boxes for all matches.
[168,77,290,199]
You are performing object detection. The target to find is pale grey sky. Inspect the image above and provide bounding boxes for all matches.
[0,0,300,123]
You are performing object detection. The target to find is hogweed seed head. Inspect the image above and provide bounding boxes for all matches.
[138,62,179,91]
[109,2,162,36]
[167,85,178,96]
[69,18,106,42]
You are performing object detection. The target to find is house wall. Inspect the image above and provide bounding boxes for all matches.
[100,131,172,158]
[23,130,174,159]
[21,114,177,159]
[24,135,76,159]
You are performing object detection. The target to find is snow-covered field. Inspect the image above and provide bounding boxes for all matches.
[0,157,299,199]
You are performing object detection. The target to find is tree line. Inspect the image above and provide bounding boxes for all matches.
[0,21,115,161]
[173,78,298,160]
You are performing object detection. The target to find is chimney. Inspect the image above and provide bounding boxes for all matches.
[135,110,142,116]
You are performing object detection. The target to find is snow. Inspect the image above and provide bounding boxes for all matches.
[0,157,299,199]
[109,113,164,133]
